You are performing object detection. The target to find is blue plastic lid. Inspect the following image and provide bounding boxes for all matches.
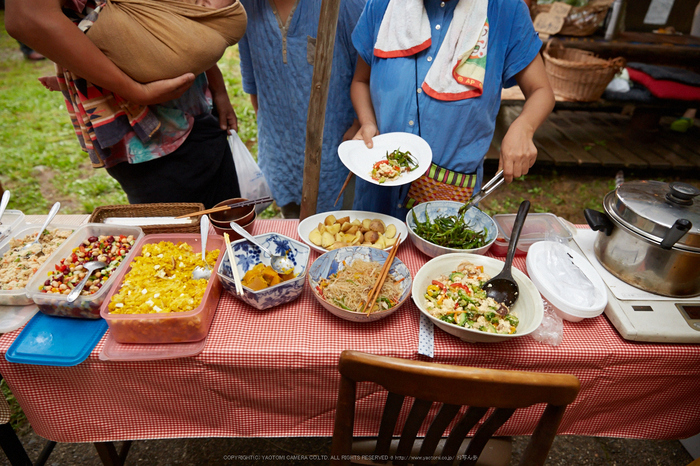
[6,313,107,366]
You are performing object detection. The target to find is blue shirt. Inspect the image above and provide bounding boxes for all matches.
[351,0,541,219]
[238,0,365,213]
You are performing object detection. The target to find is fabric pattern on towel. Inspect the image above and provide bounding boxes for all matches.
[374,0,488,101]
[86,0,247,83]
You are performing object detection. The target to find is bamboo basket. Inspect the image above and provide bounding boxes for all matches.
[531,0,613,36]
[88,203,204,235]
[542,39,625,102]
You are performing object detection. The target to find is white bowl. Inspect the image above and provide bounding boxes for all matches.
[406,201,497,258]
[412,253,544,343]
[308,246,412,322]
[297,210,407,255]
[217,233,310,310]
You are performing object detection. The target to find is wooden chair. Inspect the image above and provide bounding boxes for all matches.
[331,350,581,466]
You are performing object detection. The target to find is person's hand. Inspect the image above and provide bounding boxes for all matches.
[126,73,196,106]
[342,119,360,142]
[352,122,379,148]
[212,92,238,134]
[498,119,537,183]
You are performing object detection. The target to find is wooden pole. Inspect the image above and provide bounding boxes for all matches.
[299,0,341,220]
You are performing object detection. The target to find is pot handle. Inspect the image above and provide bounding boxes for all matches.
[660,219,692,250]
[584,209,614,236]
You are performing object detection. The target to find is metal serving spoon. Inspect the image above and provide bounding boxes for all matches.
[482,200,530,310]
[192,216,213,280]
[229,222,295,275]
[66,260,107,303]
[0,190,10,225]
[21,201,61,252]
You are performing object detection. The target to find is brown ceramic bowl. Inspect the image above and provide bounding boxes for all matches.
[210,210,257,239]
[209,197,255,228]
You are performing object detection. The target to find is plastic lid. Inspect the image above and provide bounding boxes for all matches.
[99,333,207,361]
[0,210,25,244]
[493,213,572,244]
[5,312,107,366]
[526,241,607,318]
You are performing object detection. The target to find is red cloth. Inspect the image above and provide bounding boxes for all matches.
[627,67,700,101]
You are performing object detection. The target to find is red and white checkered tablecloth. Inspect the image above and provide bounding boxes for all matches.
[1,217,699,443]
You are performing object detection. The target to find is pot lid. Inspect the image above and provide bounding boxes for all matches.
[604,180,700,250]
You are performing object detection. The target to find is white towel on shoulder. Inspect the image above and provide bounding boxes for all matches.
[374,0,489,101]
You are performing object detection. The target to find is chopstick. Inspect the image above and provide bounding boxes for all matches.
[363,233,402,316]
[223,233,243,295]
[175,197,274,219]
[333,172,354,207]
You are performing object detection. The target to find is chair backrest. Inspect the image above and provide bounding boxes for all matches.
[331,350,581,466]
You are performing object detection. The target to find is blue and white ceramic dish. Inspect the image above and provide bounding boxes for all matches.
[406,201,497,258]
[217,233,310,310]
[308,246,412,323]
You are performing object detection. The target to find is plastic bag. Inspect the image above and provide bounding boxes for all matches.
[531,299,564,346]
[229,132,272,214]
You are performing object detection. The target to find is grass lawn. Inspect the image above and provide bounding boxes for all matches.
[0,11,260,216]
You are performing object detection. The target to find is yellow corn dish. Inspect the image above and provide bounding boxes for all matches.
[108,241,219,314]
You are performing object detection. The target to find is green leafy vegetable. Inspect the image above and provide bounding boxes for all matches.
[411,207,488,250]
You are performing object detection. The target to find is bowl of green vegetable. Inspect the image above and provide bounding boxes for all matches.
[406,201,497,258]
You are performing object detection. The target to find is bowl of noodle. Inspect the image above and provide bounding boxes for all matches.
[308,246,412,323]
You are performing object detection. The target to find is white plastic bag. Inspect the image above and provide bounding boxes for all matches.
[229,132,272,214]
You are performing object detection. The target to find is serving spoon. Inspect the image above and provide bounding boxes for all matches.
[482,200,530,310]
[0,190,10,225]
[21,201,61,253]
[66,260,107,303]
[192,216,213,280]
[229,222,295,275]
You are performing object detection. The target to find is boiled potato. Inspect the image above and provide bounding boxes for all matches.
[385,224,396,239]
[336,216,350,225]
[327,223,341,235]
[374,235,387,250]
[346,225,359,235]
[324,215,336,226]
[362,219,371,230]
[317,222,326,234]
[369,219,385,233]
[309,229,323,246]
[322,231,335,248]
[385,236,397,246]
[351,219,362,226]
[340,221,352,232]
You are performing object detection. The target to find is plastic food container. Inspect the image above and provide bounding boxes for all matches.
[100,233,224,344]
[0,224,76,306]
[526,241,607,322]
[26,224,144,319]
[0,210,26,245]
[492,213,572,256]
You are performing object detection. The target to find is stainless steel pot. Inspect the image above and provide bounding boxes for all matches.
[584,180,700,298]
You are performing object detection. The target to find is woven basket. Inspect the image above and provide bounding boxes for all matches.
[531,0,613,36]
[542,39,625,102]
[89,203,204,235]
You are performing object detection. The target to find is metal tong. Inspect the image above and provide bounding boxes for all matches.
[458,170,504,215]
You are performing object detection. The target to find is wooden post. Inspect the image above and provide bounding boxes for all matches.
[299,0,341,220]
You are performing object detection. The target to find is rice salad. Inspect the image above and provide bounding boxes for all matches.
[0,229,73,290]
[424,260,519,335]
[108,241,219,315]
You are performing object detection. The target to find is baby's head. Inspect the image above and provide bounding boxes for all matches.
[195,0,235,9]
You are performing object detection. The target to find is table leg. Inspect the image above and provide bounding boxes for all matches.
[94,441,132,466]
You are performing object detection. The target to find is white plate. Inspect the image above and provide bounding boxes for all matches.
[338,132,432,186]
[412,254,544,343]
[297,210,408,254]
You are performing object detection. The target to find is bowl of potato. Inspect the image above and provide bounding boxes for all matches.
[297,210,408,254]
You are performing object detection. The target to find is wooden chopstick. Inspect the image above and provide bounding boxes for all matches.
[363,233,401,316]
[333,172,354,207]
[175,197,274,219]
[224,233,243,295]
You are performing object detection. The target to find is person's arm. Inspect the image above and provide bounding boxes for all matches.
[5,0,194,105]
[499,54,554,183]
[350,57,379,148]
[206,65,237,134]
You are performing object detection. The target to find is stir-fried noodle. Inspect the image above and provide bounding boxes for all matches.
[319,259,402,313]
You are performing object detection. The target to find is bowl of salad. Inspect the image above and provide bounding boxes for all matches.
[406,201,497,258]
[412,253,543,343]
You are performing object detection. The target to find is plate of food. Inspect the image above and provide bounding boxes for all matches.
[338,132,432,186]
[297,210,407,254]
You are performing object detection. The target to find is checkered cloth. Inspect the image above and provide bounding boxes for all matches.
[0,217,699,443]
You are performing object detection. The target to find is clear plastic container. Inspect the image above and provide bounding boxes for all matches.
[100,233,224,344]
[492,213,572,256]
[0,210,26,245]
[0,224,76,306]
[26,224,144,319]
